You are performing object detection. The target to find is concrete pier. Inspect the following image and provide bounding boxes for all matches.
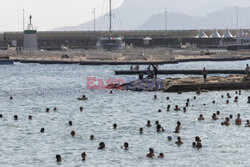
[115,69,247,75]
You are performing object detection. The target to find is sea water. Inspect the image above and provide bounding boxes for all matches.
[0,61,250,167]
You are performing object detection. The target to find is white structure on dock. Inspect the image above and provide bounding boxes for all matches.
[222,29,233,38]
[23,15,38,51]
[196,29,208,38]
[210,29,221,38]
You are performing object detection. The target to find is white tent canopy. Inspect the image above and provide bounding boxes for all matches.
[210,29,221,38]
[223,29,233,38]
[196,29,208,38]
[236,29,245,37]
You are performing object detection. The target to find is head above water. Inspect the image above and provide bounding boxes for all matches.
[40,128,45,133]
[69,121,73,126]
[113,123,117,129]
[56,154,62,162]
[90,135,95,140]
[81,152,86,160]
[14,115,18,120]
[98,142,105,150]
[124,142,129,149]
[71,131,75,137]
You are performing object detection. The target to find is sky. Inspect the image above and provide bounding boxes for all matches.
[1,0,250,32]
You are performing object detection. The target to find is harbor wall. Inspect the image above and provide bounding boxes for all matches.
[0,30,240,50]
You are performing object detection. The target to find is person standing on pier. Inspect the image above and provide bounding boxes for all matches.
[245,64,249,76]
[202,68,207,82]
[152,65,158,79]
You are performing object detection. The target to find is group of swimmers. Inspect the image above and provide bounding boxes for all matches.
[4,88,250,163]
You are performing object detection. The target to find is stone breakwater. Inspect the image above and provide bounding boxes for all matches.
[120,75,250,92]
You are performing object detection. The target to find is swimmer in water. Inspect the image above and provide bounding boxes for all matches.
[192,142,196,148]
[156,124,162,132]
[167,105,171,112]
[98,142,105,150]
[174,105,180,111]
[247,96,250,103]
[195,136,201,143]
[54,107,57,111]
[146,120,152,127]
[155,120,159,126]
[110,90,113,94]
[235,114,242,125]
[216,111,220,115]
[71,131,75,137]
[81,152,86,161]
[113,123,117,129]
[0,114,2,118]
[225,117,230,126]
[177,121,181,128]
[245,120,250,127]
[167,136,172,141]
[212,100,215,104]
[175,136,183,145]
[154,95,157,100]
[139,128,143,134]
[227,93,231,98]
[146,148,155,158]
[90,135,95,140]
[229,115,233,119]
[46,108,49,113]
[28,115,33,120]
[157,153,164,158]
[221,95,224,98]
[158,109,162,113]
[212,113,218,120]
[56,154,62,162]
[40,128,45,133]
[186,102,189,107]
[77,95,88,101]
[234,96,238,102]
[193,96,196,99]
[123,142,129,150]
[166,97,169,100]
[183,107,187,113]
[68,121,73,126]
[80,107,83,112]
[14,115,18,120]
[226,100,229,104]
[198,114,205,121]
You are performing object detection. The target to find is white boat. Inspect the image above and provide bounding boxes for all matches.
[97,0,125,50]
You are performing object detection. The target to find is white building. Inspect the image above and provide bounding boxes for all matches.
[23,15,38,51]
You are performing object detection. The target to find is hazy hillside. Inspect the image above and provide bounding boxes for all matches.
[138,7,250,30]
[54,0,250,31]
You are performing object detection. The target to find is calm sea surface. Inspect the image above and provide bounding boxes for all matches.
[1,61,250,167]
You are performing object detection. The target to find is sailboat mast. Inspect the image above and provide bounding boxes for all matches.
[109,0,112,33]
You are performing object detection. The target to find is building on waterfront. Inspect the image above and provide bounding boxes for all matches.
[23,15,38,51]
